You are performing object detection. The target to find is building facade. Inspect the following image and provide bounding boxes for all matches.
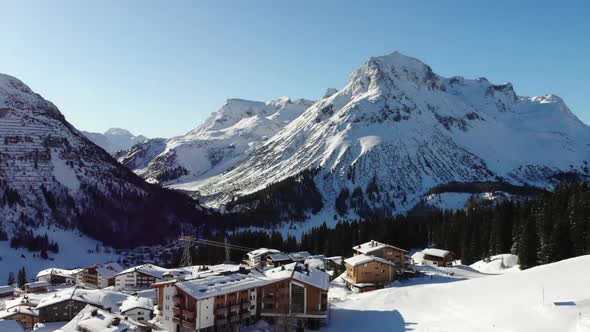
[343,255,396,293]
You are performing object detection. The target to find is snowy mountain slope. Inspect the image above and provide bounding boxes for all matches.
[119,97,314,184]
[81,128,148,154]
[187,52,590,219]
[0,73,207,248]
[326,255,590,332]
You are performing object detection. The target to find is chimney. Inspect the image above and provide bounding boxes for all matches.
[112,317,121,326]
[91,309,98,317]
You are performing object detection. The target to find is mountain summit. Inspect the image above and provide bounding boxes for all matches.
[178,52,589,222]
[0,73,206,247]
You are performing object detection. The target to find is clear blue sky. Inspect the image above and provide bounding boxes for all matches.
[1,1,589,138]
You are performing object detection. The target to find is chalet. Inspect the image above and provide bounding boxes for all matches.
[60,305,152,332]
[352,240,408,269]
[266,253,293,267]
[36,268,82,286]
[0,320,25,332]
[245,248,281,268]
[152,272,264,332]
[120,296,154,322]
[24,281,50,293]
[261,263,330,330]
[0,285,16,298]
[288,251,312,263]
[115,264,190,290]
[36,288,109,323]
[418,248,456,267]
[0,305,39,330]
[343,255,397,293]
[78,263,124,289]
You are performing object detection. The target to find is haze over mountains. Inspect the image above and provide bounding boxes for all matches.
[119,52,590,226]
[81,128,149,154]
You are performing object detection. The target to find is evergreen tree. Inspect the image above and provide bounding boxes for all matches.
[518,215,539,269]
[17,267,27,288]
[7,272,15,285]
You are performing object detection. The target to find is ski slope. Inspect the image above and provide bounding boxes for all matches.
[325,256,590,332]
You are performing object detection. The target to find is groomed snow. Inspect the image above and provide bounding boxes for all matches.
[325,255,590,332]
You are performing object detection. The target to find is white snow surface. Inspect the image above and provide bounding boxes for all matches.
[181,52,590,228]
[118,97,314,186]
[470,254,520,274]
[326,255,590,332]
[81,128,148,154]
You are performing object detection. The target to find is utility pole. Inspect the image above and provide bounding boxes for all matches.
[179,236,196,267]
[224,237,230,263]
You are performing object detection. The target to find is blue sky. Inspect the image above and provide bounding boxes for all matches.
[1,1,589,138]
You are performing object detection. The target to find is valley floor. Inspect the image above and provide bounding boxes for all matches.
[324,256,590,332]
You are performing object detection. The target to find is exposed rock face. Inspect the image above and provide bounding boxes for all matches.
[118,97,314,184]
[187,52,590,218]
[0,74,206,248]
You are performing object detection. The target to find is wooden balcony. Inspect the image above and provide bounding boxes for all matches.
[215,307,228,315]
[182,320,194,329]
[182,309,194,319]
[172,317,181,324]
[229,315,239,323]
[241,302,250,310]
[172,306,181,316]
[230,304,240,312]
[172,296,181,305]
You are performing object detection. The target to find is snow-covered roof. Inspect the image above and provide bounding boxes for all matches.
[120,296,153,313]
[182,263,243,278]
[36,268,83,279]
[344,255,396,267]
[422,248,451,258]
[288,251,311,261]
[0,285,15,294]
[117,264,188,279]
[264,263,330,290]
[247,248,281,259]
[176,273,269,300]
[0,305,39,318]
[94,263,124,279]
[24,281,50,289]
[353,240,408,255]
[0,320,25,332]
[268,253,292,262]
[36,288,131,312]
[58,305,141,332]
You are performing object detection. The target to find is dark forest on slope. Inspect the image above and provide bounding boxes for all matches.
[188,181,590,269]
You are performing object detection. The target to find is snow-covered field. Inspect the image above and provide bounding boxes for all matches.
[470,254,520,274]
[326,256,590,332]
[0,226,122,279]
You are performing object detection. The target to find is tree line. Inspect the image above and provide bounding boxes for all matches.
[186,181,590,270]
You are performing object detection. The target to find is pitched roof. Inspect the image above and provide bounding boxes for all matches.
[0,305,39,319]
[117,264,189,279]
[36,287,131,312]
[344,254,396,267]
[120,296,153,313]
[422,248,451,258]
[58,305,143,332]
[0,320,25,332]
[352,240,408,255]
[0,285,15,294]
[264,263,330,290]
[24,281,50,288]
[176,273,269,300]
[94,263,124,279]
[288,251,311,261]
[36,268,83,279]
[268,253,292,262]
[247,248,281,259]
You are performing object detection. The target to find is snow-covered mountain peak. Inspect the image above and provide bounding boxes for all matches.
[105,127,134,137]
[323,88,339,99]
[0,73,63,120]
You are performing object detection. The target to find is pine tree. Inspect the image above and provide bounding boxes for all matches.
[7,272,15,285]
[518,215,539,270]
[17,267,27,288]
